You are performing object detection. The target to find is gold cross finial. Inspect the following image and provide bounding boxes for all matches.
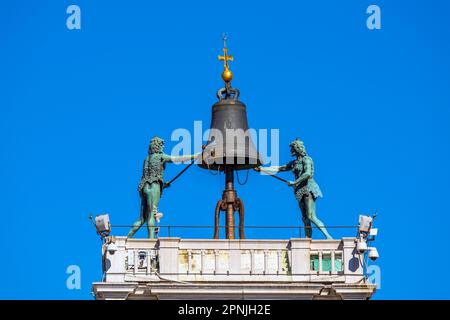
[218,33,234,83]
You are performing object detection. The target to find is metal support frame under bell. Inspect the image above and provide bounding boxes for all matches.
[213,166,245,240]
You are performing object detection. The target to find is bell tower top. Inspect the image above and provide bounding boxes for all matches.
[218,33,234,84]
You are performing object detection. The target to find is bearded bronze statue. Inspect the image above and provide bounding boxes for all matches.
[127,136,200,239]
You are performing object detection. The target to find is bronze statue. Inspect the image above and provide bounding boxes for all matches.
[256,138,332,239]
[127,136,201,239]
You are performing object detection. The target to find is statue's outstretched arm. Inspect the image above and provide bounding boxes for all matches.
[163,152,201,163]
[255,163,291,173]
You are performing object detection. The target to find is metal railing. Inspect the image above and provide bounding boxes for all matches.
[110,224,358,239]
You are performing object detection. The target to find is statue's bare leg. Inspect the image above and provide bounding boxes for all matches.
[127,198,147,238]
[145,182,161,239]
[299,200,312,238]
[305,194,332,239]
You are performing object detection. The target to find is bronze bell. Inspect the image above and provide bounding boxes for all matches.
[199,87,263,171]
[200,35,263,240]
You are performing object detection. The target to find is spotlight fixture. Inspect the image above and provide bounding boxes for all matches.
[91,213,111,237]
[358,215,373,233]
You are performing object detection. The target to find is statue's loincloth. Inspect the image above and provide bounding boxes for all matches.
[294,178,323,201]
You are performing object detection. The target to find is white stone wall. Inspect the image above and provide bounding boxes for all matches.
[93,237,375,300]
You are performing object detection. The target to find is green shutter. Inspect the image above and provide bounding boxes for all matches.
[322,254,332,272]
[311,255,319,271]
[335,256,343,272]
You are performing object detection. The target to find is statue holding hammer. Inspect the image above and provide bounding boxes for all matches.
[256,138,332,239]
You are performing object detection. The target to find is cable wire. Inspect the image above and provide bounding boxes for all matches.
[236,169,249,185]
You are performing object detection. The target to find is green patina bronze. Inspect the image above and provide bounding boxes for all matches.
[257,138,332,239]
[127,136,200,239]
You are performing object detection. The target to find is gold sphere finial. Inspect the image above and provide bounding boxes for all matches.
[221,68,233,82]
[218,33,234,84]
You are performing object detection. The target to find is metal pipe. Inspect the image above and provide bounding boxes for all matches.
[225,167,235,239]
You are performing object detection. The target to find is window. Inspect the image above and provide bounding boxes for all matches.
[310,252,343,272]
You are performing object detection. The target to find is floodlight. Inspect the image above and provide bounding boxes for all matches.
[95,214,111,235]
[369,228,378,237]
[368,247,379,261]
[358,215,373,233]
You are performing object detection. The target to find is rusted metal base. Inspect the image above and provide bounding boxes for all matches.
[213,167,245,240]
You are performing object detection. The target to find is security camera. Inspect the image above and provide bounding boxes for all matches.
[356,240,368,254]
[107,242,118,254]
[368,247,379,261]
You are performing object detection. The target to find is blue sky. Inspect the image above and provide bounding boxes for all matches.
[1,0,449,299]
